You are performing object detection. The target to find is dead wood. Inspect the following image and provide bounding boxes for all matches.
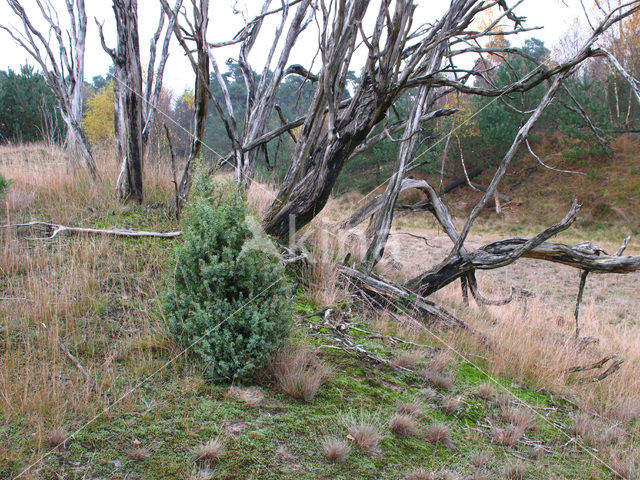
[566,355,618,374]
[338,265,475,333]
[592,358,624,382]
[338,178,435,230]
[440,167,483,194]
[2,0,99,181]
[1,221,182,239]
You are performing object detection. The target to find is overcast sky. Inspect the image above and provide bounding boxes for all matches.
[0,0,586,96]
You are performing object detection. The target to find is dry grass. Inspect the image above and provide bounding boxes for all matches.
[226,386,265,407]
[597,425,625,447]
[502,462,527,480]
[405,469,436,480]
[422,369,455,392]
[0,144,182,468]
[500,407,537,431]
[421,350,456,391]
[475,383,496,401]
[126,447,150,460]
[397,401,423,418]
[389,413,420,438]
[247,179,278,214]
[424,423,454,447]
[471,450,492,468]
[493,425,526,447]
[441,395,463,415]
[405,470,462,480]
[608,449,639,479]
[45,429,67,448]
[391,350,425,369]
[433,276,640,431]
[376,198,640,432]
[193,437,225,462]
[343,413,383,456]
[467,474,489,480]
[269,345,331,401]
[319,436,351,463]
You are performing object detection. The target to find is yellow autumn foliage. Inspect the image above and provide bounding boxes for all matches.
[84,82,114,146]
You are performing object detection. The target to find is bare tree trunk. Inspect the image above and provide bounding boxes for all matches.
[2,0,99,181]
[97,1,178,203]
[263,0,476,239]
[171,0,209,214]
[110,0,144,203]
[364,84,432,271]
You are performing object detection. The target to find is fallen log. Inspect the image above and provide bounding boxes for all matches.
[338,178,434,230]
[440,167,483,194]
[338,265,475,332]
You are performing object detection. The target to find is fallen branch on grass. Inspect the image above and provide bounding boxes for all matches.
[566,354,624,382]
[345,323,438,353]
[566,355,618,374]
[1,221,182,239]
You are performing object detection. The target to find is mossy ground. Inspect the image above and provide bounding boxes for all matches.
[1,280,620,479]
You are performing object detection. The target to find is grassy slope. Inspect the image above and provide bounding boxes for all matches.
[1,145,636,479]
[435,133,640,243]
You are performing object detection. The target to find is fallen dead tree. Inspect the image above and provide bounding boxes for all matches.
[338,264,476,333]
[406,202,640,297]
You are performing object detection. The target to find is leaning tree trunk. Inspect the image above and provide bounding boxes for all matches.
[364,84,433,271]
[262,0,477,239]
[174,0,209,213]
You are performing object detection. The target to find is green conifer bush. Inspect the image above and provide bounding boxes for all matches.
[0,173,10,199]
[165,172,292,382]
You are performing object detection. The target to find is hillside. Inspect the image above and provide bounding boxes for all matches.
[428,133,640,242]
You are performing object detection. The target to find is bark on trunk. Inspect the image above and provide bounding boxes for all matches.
[111,0,144,203]
[174,0,209,213]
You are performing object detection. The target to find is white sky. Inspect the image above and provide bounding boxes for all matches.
[0,0,586,96]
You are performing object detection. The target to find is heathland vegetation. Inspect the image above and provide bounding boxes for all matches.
[1,1,640,479]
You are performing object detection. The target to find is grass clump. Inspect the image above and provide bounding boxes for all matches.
[319,436,351,463]
[344,413,383,455]
[424,423,455,448]
[421,351,455,391]
[269,345,330,401]
[194,437,225,462]
[165,172,292,382]
[390,413,419,438]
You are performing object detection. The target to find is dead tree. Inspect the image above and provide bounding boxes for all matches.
[98,0,181,203]
[160,0,209,213]
[1,0,99,181]
[331,1,640,327]
[214,0,313,186]
[253,0,639,244]
[163,0,314,211]
[156,0,640,323]
[261,0,528,239]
